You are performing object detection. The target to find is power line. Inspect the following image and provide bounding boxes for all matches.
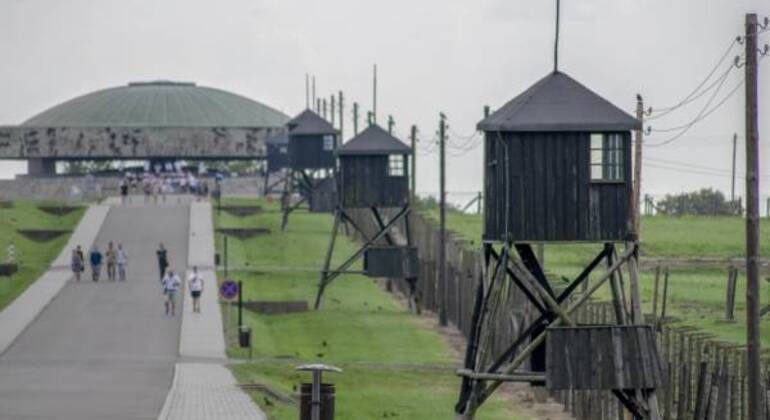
[648,62,736,133]
[645,76,744,147]
[647,37,740,117]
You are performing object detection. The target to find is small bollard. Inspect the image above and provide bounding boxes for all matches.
[296,363,341,420]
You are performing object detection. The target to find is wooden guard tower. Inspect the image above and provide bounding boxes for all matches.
[263,129,289,195]
[314,124,418,310]
[455,71,663,419]
[281,109,339,230]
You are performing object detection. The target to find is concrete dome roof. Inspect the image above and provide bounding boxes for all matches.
[22,80,289,128]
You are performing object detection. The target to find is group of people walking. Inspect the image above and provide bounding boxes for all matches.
[157,244,205,316]
[69,242,205,317]
[70,242,128,282]
[119,172,211,205]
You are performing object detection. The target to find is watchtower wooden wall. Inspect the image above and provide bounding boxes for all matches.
[267,141,288,172]
[338,155,409,208]
[483,131,632,243]
[288,133,337,170]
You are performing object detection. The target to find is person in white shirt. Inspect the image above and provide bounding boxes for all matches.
[161,269,182,316]
[116,243,128,282]
[187,266,204,314]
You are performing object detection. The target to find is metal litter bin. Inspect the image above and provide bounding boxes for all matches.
[296,364,341,420]
[238,326,251,348]
[299,383,335,420]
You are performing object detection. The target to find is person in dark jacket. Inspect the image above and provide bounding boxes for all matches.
[156,243,169,281]
[89,245,103,282]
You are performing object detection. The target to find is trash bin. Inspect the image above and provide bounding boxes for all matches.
[238,326,251,348]
[299,383,335,420]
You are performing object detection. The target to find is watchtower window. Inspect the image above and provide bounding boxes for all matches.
[323,135,335,151]
[590,133,624,182]
[387,154,405,177]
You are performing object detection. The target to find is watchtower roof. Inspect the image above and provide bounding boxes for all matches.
[478,71,640,132]
[337,125,411,156]
[287,109,337,136]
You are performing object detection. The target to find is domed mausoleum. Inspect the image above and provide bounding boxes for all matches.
[0,81,289,176]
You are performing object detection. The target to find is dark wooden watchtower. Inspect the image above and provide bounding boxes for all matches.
[281,109,339,230]
[263,129,289,195]
[456,71,663,420]
[314,125,418,310]
[480,71,637,243]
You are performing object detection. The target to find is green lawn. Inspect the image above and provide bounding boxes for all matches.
[215,198,525,420]
[0,201,85,310]
[423,208,770,346]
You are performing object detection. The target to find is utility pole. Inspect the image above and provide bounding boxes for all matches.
[744,13,761,420]
[316,98,321,114]
[338,91,344,141]
[312,76,317,111]
[438,113,447,326]
[353,102,359,136]
[322,98,327,120]
[387,115,394,134]
[330,95,336,127]
[410,125,417,204]
[731,133,737,203]
[305,74,310,109]
[373,64,378,124]
[633,94,644,239]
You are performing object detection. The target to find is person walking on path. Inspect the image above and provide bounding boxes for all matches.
[161,269,182,316]
[119,178,129,204]
[105,242,117,281]
[156,243,169,281]
[116,243,128,282]
[70,248,84,282]
[187,266,204,314]
[89,246,103,282]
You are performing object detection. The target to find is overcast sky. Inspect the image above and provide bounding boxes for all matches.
[0,0,768,202]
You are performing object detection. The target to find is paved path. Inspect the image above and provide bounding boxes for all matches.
[0,202,190,420]
[160,201,266,420]
[158,364,266,420]
[179,202,224,359]
[0,204,109,355]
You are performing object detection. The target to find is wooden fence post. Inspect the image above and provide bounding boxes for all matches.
[725,267,738,321]
[661,267,670,320]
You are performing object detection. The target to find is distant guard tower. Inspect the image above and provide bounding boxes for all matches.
[455,71,663,419]
[314,124,418,310]
[281,109,339,230]
[263,129,289,195]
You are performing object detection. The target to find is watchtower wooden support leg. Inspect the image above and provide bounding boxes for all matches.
[456,244,609,417]
[462,246,632,418]
[280,171,295,231]
[314,204,411,309]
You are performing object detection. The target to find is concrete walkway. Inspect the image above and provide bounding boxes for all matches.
[159,201,266,420]
[0,201,190,420]
[179,202,224,359]
[0,204,109,355]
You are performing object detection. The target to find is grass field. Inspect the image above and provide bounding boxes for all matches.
[0,201,85,310]
[424,208,770,346]
[215,198,525,419]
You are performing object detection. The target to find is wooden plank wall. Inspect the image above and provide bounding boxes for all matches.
[288,134,336,169]
[483,131,631,242]
[344,210,770,419]
[339,155,409,208]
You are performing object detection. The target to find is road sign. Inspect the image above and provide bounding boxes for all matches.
[220,280,239,300]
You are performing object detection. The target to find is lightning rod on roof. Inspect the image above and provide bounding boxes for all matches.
[554,0,560,72]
